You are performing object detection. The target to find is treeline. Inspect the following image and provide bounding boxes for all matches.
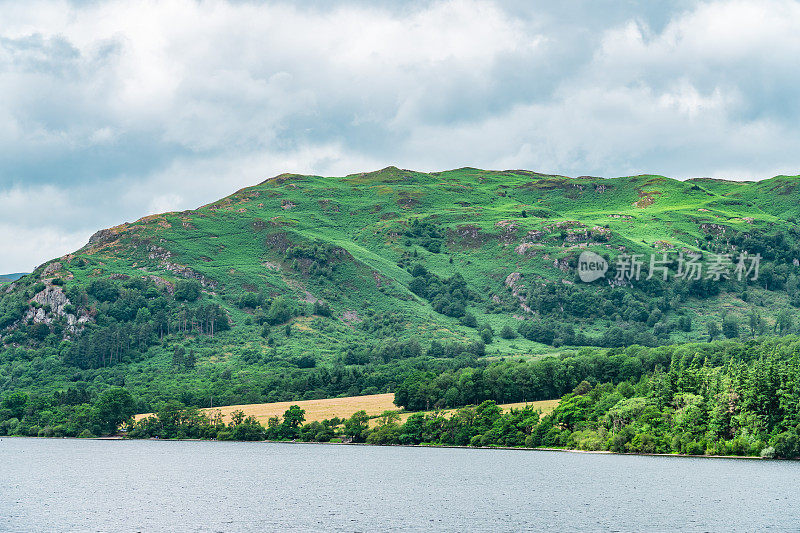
[138,337,800,458]
[5,336,800,458]
[0,387,136,438]
[0,336,489,414]
[394,347,665,411]
[127,401,391,443]
[527,348,800,458]
[392,337,798,411]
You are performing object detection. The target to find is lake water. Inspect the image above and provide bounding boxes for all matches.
[1,438,799,532]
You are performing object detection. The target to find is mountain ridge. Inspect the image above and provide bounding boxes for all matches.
[3,166,800,412]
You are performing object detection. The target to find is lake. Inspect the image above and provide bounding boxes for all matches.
[1,438,799,532]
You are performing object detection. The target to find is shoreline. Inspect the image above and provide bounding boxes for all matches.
[0,435,773,460]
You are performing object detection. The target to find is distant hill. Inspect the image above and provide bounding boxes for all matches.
[0,273,28,283]
[2,166,800,410]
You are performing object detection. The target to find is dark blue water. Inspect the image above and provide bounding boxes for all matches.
[1,438,799,532]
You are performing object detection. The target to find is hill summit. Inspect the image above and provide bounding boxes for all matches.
[2,167,800,409]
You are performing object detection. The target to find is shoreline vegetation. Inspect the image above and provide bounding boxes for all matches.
[0,434,770,460]
[4,336,800,459]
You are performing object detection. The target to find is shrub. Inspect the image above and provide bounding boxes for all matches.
[313,300,332,317]
[460,313,478,328]
[174,280,202,302]
[500,325,516,339]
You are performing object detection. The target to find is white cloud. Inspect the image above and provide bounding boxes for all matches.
[2,0,800,271]
[0,223,90,273]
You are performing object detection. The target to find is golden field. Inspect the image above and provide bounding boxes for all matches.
[135,394,559,427]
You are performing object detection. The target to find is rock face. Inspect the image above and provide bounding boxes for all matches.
[505,272,532,313]
[23,283,88,331]
[88,229,118,246]
[31,284,70,316]
[42,262,62,277]
[147,245,218,289]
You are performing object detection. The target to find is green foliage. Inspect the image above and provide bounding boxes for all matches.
[93,388,136,434]
[265,297,293,325]
[344,410,370,442]
[174,280,202,302]
[409,268,474,318]
[87,279,119,302]
[723,314,740,338]
[405,219,443,253]
[500,324,516,339]
[1,391,28,419]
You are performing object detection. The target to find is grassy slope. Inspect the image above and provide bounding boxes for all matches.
[8,166,800,404]
[69,167,798,338]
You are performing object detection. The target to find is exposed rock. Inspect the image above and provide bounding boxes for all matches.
[700,223,728,235]
[564,225,611,243]
[505,272,522,290]
[145,275,175,295]
[447,224,486,248]
[88,229,118,246]
[495,220,519,245]
[553,258,570,272]
[147,245,172,261]
[146,245,218,288]
[31,283,70,316]
[515,242,538,256]
[42,262,62,277]
[161,261,218,289]
[342,310,362,324]
[504,272,532,313]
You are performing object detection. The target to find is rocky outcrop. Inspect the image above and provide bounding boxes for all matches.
[42,262,62,277]
[88,229,118,246]
[147,245,218,289]
[700,223,728,235]
[495,220,519,245]
[23,282,89,332]
[31,284,69,315]
[145,275,175,295]
[504,272,532,313]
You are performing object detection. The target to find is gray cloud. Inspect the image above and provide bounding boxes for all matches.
[0,0,798,272]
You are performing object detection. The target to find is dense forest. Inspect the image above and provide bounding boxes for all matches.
[123,336,800,458]
[4,336,800,460]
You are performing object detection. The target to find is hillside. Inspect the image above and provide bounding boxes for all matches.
[2,167,800,422]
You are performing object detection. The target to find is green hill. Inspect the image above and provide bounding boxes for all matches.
[2,167,800,419]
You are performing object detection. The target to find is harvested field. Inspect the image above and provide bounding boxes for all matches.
[135,395,560,427]
[135,393,398,425]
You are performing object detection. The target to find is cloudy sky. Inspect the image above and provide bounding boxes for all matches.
[1,0,799,272]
